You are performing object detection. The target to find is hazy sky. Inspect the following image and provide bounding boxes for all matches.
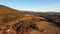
[0,0,60,12]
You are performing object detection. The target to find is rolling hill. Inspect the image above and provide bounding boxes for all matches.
[0,5,60,34]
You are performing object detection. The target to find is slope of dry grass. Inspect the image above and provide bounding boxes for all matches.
[0,5,60,34]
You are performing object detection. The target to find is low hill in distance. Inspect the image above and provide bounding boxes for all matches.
[0,5,60,34]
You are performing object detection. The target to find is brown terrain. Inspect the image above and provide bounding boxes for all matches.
[0,5,60,34]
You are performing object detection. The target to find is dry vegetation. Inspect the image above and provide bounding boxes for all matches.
[0,5,60,34]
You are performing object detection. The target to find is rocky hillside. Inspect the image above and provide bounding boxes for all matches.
[0,5,60,34]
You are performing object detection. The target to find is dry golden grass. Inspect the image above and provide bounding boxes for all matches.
[0,5,60,34]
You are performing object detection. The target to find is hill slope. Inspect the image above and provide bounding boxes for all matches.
[0,5,60,34]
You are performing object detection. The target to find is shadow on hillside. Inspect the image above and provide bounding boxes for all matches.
[43,17,60,27]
